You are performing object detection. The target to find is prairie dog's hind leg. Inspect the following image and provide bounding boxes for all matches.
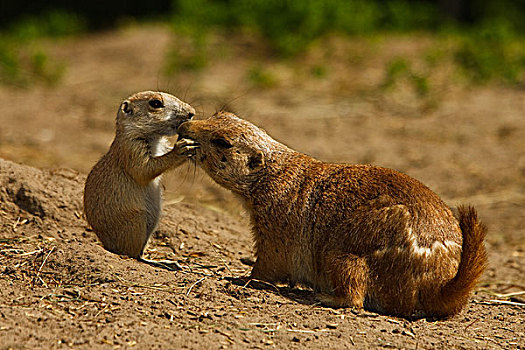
[316,253,368,309]
[139,220,183,271]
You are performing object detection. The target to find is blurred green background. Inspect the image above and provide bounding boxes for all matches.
[2,0,525,31]
[1,0,525,87]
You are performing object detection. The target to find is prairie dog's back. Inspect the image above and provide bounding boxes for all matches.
[305,163,461,249]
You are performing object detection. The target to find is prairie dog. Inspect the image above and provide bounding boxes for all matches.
[177,111,487,318]
[84,91,197,265]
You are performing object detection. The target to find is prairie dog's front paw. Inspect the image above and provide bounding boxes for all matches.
[175,138,200,158]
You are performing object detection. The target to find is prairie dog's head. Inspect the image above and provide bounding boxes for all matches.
[177,111,283,194]
[117,91,195,137]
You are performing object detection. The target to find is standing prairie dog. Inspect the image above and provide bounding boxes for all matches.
[84,91,197,268]
[177,111,487,318]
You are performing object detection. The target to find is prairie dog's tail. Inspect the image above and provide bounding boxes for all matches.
[427,206,487,318]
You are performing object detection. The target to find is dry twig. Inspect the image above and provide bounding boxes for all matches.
[186,277,206,296]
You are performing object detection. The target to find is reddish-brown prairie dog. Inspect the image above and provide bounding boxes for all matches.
[177,111,487,318]
[84,91,197,268]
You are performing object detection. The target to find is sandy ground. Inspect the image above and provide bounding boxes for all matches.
[0,24,523,349]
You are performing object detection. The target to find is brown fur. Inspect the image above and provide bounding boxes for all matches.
[177,111,487,318]
[84,91,195,259]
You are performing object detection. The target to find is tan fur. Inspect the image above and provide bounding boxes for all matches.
[177,111,487,318]
[84,91,195,258]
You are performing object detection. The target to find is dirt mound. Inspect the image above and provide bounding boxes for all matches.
[0,158,523,349]
[0,159,84,229]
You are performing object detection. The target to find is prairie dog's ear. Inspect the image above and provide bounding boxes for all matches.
[121,101,132,115]
[248,150,265,170]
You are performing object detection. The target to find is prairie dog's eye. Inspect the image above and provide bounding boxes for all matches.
[211,138,233,149]
[148,99,164,108]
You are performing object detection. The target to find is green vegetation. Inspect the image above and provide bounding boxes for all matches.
[247,64,277,89]
[9,10,85,40]
[382,58,430,97]
[0,10,84,86]
[454,21,525,84]
[170,0,441,56]
[0,38,67,87]
[2,1,525,89]
[166,0,525,88]
[310,64,328,79]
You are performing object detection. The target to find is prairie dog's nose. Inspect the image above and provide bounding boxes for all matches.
[187,105,196,119]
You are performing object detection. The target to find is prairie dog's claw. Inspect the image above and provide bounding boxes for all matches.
[177,138,199,146]
[176,138,200,157]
